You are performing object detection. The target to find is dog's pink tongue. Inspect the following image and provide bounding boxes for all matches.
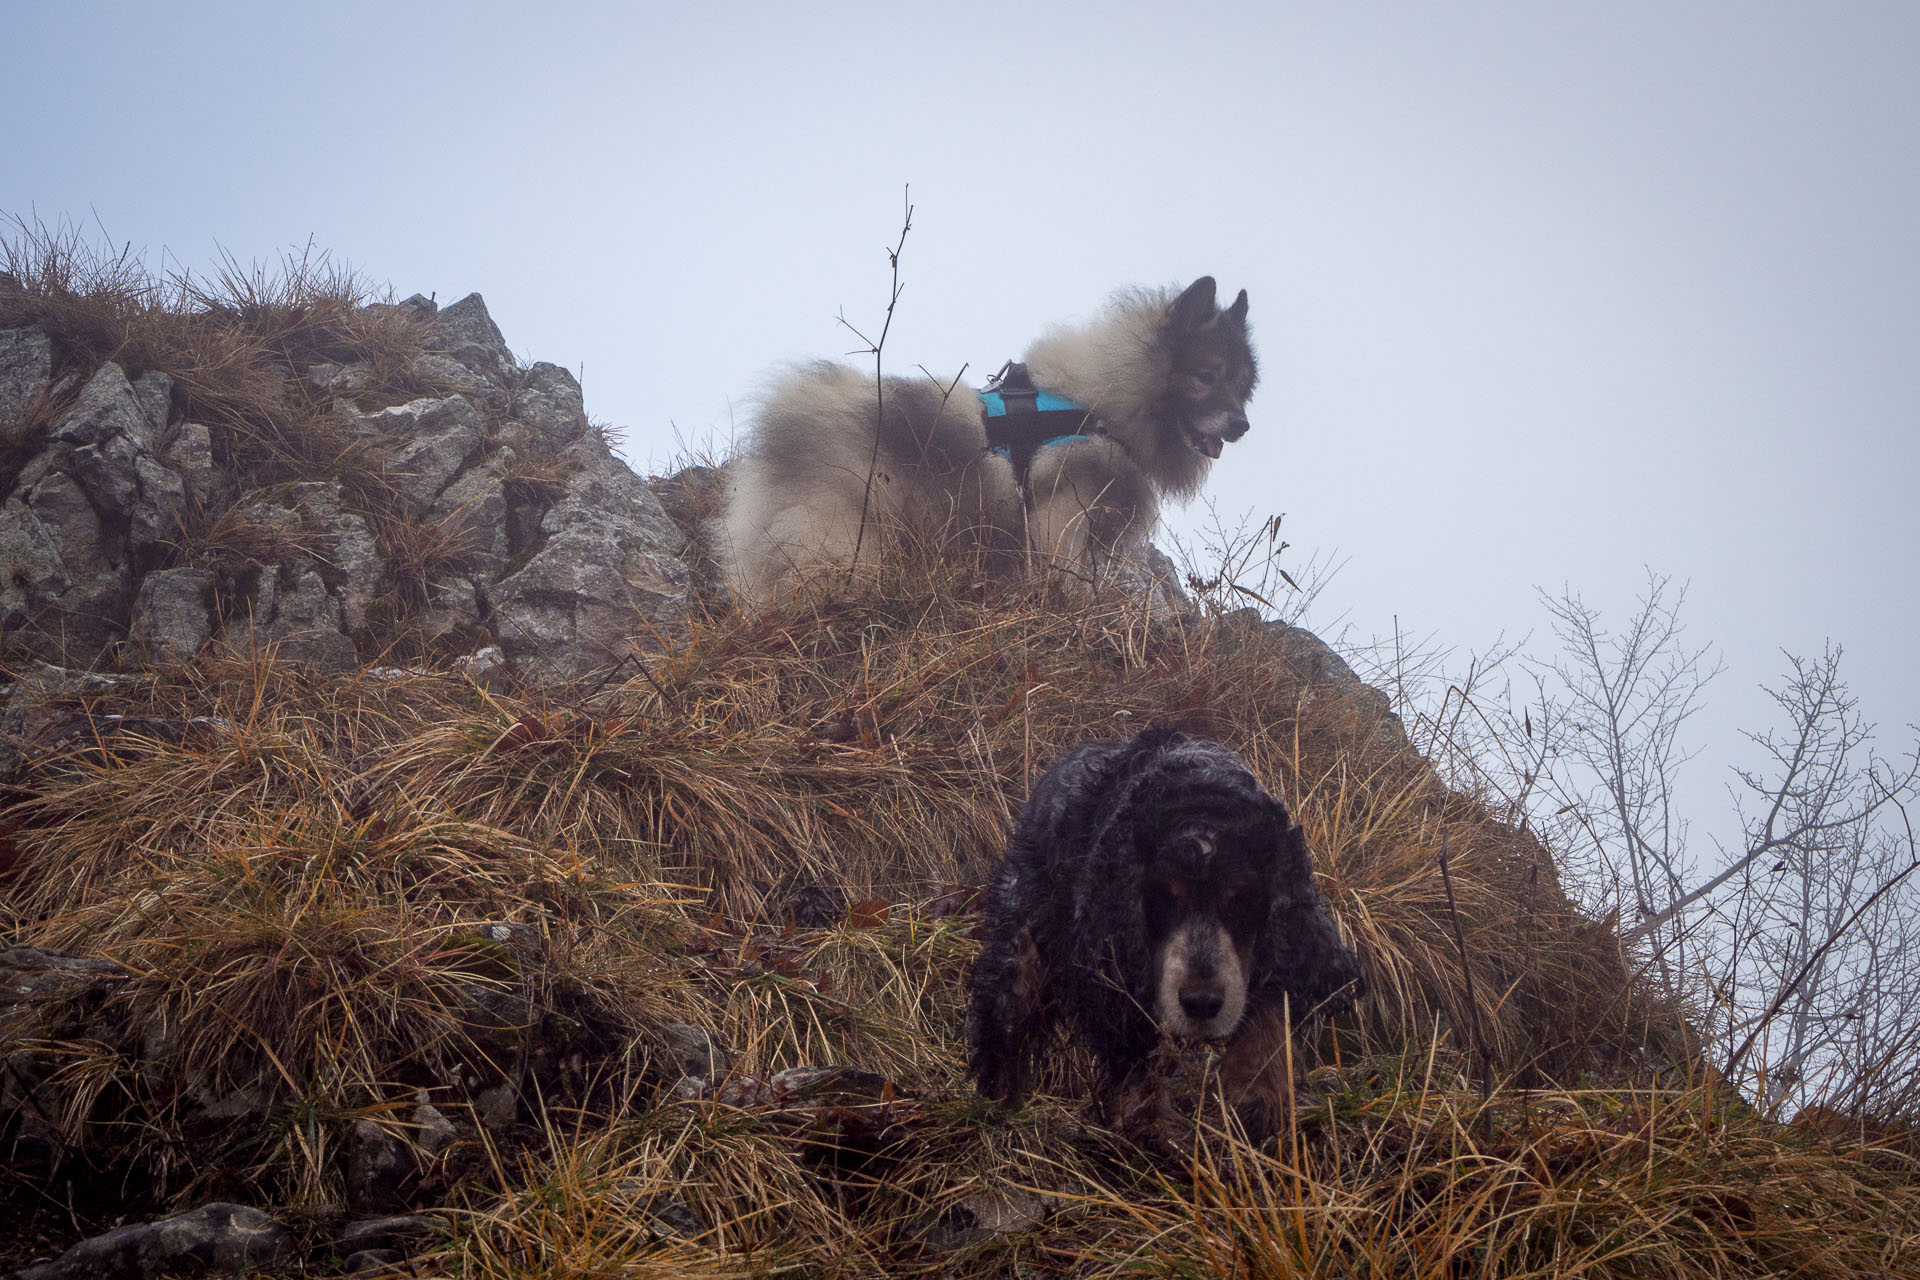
[1200,436,1223,459]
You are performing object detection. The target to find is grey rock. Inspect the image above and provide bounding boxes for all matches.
[427,449,512,575]
[2,945,129,977]
[766,1065,896,1104]
[347,1119,411,1216]
[338,1213,441,1252]
[646,1198,704,1238]
[0,467,132,662]
[921,1188,1051,1252]
[0,326,53,434]
[1,947,128,1054]
[425,292,515,385]
[242,569,357,671]
[412,1098,458,1156]
[420,577,484,641]
[1,948,127,990]
[513,362,590,445]
[51,363,150,450]
[454,643,507,684]
[306,360,374,395]
[473,1081,516,1131]
[412,352,509,414]
[1,291,708,691]
[16,1201,292,1280]
[453,982,528,1033]
[488,447,690,682]
[290,482,385,632]
[650,463,734,604]
[131,369,173,435]
[193,1084,268,1122]
[130,567,215,662]
[602,1180,704,1238]
[2,1047,60,1158]
[51,363,188,548]
[165,422,215,507]
[1,667,156,778]
[365,394,484,512]
[658,1023,732,1082]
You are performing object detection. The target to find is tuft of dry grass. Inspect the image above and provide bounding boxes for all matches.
[1075,1066,1920,1279]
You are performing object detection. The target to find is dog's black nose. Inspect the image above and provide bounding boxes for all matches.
[1222,417,1249,442]
[1179,985,1225,1021]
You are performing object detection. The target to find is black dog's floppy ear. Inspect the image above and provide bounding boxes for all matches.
[1267,794,1310,892]
[1256,797,1366,1015]
[1083,805,1155,984]
[1225,288,1249,328]
[1169,276,1219,331]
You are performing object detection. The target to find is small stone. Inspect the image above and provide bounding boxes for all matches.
[338,1213,440,1251]
[474,1082,516,1131]
[347,1119,410,1216]
[343,1247,404,1274]
[920,1188,1051,1252]
[472,921,543,953]
[413,1099,458,1156]
[658,1023,731,1081]
[648,1197,704,1238]
[454,644,507,685]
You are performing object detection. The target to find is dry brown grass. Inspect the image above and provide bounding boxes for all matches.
[0,564,1764,1271]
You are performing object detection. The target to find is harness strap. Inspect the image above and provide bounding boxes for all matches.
[980,362,1096,481]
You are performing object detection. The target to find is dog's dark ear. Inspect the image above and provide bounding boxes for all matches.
[1079,798,1160,1041]
[1169,276,1219,332]
[1255,810,1366,1016]
[1225,289,1249,328]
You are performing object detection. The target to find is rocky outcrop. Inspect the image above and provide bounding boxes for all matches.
[0,294,691,682]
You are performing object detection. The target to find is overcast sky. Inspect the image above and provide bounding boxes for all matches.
[8,1,1917,868]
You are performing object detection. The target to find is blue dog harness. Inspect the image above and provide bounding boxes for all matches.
[980,362,1096,481]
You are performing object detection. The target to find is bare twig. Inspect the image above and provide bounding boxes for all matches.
[839,185,914,584]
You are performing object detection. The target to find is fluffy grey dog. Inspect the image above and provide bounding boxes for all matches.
[718,278,1257,604]
[967,727,1363,1142]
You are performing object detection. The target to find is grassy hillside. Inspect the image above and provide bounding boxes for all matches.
[2,232,1915,1277]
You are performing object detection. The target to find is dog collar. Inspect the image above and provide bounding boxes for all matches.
[981,362,1096,479]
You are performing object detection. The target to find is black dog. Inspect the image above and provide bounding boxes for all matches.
[967,728,1363,1140]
